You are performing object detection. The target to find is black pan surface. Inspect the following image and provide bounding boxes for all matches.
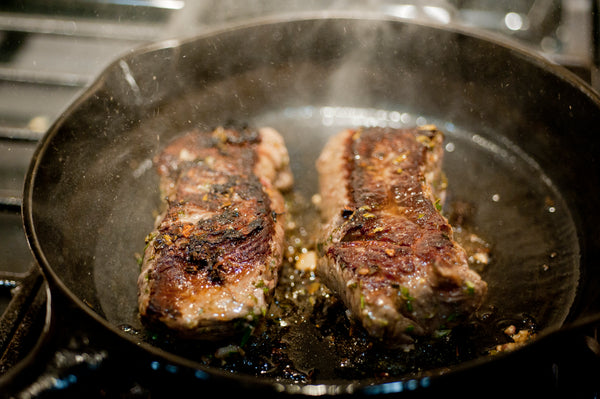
[23,15,600,394]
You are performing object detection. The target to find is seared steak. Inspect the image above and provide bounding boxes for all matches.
[138,126,292,339]
[316,126,487,345]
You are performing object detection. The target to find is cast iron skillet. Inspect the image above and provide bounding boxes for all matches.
[16,14,600,395]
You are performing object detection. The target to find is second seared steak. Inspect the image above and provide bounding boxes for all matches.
[316,126,487,345]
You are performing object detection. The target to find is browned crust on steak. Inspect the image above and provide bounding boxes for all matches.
[138,126,292,339]
[316,126,487,345]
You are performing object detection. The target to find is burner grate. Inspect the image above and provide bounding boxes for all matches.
[0,268,46,376]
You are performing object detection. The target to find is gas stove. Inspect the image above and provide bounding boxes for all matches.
[0,1,599,397]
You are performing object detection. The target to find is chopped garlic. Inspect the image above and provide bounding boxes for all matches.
[471,252,489,265]
[295,250,317,272]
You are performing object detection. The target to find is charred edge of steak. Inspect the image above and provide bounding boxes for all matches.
[210,125,261,146]
[317,126,487,345]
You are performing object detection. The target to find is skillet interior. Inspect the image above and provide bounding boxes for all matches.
[24,16,600,387]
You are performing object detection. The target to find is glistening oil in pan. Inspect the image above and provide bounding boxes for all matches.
[123,106,580,382]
